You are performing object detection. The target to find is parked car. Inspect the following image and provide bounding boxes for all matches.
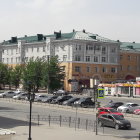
[51,95,73,105]
[104,102,124,110]
[63,97,80,106]
[0,91,16,98]
[74,97,95,108]
[97,107,124,117]
[117,103,139,113]
[98,114,131,130]
[13,92,28,100]
[134,109,140,115]
[42,95,58,103]
[34,94,48,102]
[53,90,68,96]
[128,106,140,114]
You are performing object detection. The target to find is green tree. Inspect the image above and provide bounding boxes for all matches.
[42,56,65,92]
[0,63,9,89]
[22,58,44,92]
[11,65,23,89]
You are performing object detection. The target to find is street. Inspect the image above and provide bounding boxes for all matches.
[0,96,140,139]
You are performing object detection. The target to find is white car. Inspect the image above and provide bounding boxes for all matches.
[13,92,28,100]
[34,94,48,102]
[117,103,139,113]
[53,90,68,96]
[0,91,16,98]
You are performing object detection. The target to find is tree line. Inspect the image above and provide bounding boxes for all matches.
[0,56,65,92]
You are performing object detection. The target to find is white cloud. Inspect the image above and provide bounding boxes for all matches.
[15,0,46,9]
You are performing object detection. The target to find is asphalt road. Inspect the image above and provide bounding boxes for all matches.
[0,96,140,139]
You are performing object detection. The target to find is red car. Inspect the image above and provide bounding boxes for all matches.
[97,107,124,117]
[134,109,140,115]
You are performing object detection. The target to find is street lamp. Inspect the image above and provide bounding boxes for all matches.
[27,82,35,140]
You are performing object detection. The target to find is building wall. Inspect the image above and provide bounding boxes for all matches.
[1,33,140,92]
[118,50,140,80]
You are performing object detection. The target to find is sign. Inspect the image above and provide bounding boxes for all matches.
[98,88,105,98]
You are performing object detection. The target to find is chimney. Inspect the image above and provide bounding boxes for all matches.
[54,31,61,39]
[83,29,86,33]
[73,29,75,32]
[37,34,43,41]
[11,37,17,43]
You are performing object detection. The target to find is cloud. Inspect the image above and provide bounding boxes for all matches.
[48,0,87,14]
[15,0,46,9]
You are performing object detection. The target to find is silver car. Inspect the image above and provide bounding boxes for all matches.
[13,92,28,100]
[0,91,16,98]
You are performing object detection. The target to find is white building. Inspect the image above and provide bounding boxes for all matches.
[0,30,120,91]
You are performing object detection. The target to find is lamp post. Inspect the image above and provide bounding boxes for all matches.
[27,82,35,140]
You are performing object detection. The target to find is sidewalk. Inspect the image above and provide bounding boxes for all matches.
[12,123,137,140]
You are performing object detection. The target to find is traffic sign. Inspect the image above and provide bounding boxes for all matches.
[98,88,105,98]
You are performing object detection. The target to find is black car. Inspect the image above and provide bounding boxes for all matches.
[42,95,59,103]
[104,102,124,110]
[98,114,131,130]
[51,95,73,105]
[74,97,95,108]
[62,97,80,106]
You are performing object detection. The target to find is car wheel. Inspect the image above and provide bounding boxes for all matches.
[115,124,119,130]
[98,121,103,127]
[3,95,6,98]
[126,109,129,113]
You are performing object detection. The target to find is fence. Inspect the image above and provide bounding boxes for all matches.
[27,114,100,132]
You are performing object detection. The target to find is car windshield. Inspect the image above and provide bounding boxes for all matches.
[124,103,132,107]
[109,109,118,112]
[113,115,124,120]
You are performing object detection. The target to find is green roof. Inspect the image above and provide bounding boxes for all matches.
[120,42,140,51]
[1,31,118,45]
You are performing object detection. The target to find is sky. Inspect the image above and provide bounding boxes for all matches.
[0,0,140,42]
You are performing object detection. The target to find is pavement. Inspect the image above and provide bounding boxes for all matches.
[9,123,138,140]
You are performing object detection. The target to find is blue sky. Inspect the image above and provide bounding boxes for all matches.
[0,0,140,42]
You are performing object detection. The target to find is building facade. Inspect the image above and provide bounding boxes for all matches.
[0,30,140,92]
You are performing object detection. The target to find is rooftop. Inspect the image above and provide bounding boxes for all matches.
[1,30,117,45]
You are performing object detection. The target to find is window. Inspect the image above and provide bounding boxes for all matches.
[102,67,107,73]
[86,66,90,72]
[86,56,90,62]
[111,67,116,73]
[128,55,131,61]
[63,55,67,61]
[11,58,13,63]
[37,47,39,52]
[86,45,93,51]
[94,67,98,73]
[75,66,81,72]
[43,46,45,52]
[75,55,81,61]
[120,55,123,60]
[94,46,100,51]
[120,65,123,71]
[94,56,98,62]
[18,57,20,62]
[111,48,116,53]
[127,65,131,71]
[32,47,33,52]
[79,45,81,50]
[7,58,9,63]
[102,46,106,54]
[2,58,4,62]
[102,57,106,62]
